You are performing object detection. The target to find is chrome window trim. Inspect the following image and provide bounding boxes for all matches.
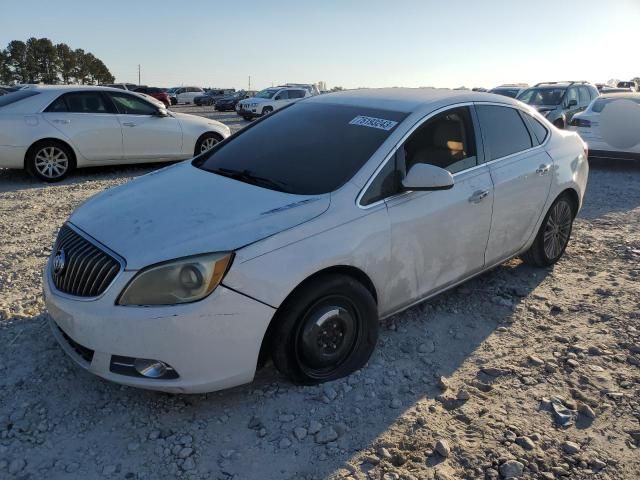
[356,101,552,210]
[48,222,126,302]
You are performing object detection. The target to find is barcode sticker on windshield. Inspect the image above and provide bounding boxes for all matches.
[349,115,398,131]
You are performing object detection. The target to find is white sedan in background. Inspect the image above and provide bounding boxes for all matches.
[0,86,231,181]
[569,92,640,161]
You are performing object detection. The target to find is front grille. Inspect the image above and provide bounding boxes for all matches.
[57,325,94,363]
[51,225,121,297]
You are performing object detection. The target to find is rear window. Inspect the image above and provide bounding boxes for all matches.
[0,90,40,108]
[195,102,408,195]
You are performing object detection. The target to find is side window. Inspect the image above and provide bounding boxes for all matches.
[45,95,68,112]
[109,93,157,115]
[476,105,533,161]
[275,90,289,100]
[360,155,400,206]
[60,92,109,114]
[402,106,477,174]
[565,87,578,106]
[521,111,548,145]
[578,87,590,106]
[289,90,305,99]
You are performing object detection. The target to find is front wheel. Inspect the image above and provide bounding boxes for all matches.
[26,141,74,182]
[262,106,274,116]
[270,274,378,384]
[194,133,221,156]
[521,194,575,267]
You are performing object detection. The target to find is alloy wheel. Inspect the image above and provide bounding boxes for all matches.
[543,200,572,259]
[34,146,69,179]
[200,137,218,153]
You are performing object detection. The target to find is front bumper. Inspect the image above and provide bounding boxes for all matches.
[237,107,258,118]
[44,262,275,393]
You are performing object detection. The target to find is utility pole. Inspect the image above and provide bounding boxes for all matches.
[248,75,251,91]
[138,64,141,86]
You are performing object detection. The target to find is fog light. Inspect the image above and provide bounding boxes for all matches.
[134,358,168,378]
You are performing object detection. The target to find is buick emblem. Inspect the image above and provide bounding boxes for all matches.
[53,249,66,275]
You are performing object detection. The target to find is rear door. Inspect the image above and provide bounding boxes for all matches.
[476,104,552,264]
[42,91,123,162]
[106,91,183,161]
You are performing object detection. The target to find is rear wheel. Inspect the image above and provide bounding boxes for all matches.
[270,274,378,384]
[521,194,575,267]
[194,133,221,155]
[26,141,74,182]
[554,119,565,129]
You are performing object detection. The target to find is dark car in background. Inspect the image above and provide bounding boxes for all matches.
[133,86,171,107]
[517,81,599,128]
[617,80,639,92]
[214,90,256,111]
[194,89,236,106]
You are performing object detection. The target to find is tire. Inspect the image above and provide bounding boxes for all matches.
[26,140,74,182]
[241,115,251,121]
[262,106,274,116]
[270,274,378,385]
[194,132,222,156]
[554,119,565,129]
[521,194,575,267]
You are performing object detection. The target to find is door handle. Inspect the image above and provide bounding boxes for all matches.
[122,122,136,127]
[468,190,490,203]
[52,119,70,124]
[536,164,551,175]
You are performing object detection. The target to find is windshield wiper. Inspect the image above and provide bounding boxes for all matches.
[210,168,290,193]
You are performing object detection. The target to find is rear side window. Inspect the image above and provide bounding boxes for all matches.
[276,90,289,100]
[51,92,110,114]
[0,90,40,108]
[476,105,533,161]
[521,112,549,145]
[288,90,305,99]
[109,92,157,115]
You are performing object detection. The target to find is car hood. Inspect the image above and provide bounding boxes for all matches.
[69,162,330,270]
[240,97,270,105]
[170,111,229,131]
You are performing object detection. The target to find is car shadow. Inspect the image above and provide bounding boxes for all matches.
[1,258,552,479]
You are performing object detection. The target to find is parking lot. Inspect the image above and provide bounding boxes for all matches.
[0,105,639,479]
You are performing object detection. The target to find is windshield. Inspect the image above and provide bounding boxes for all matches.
[195,102,408,195]
[517,87,566,106]
[255,89,279,99]
[592,96,640,113]
[0,90,40,108]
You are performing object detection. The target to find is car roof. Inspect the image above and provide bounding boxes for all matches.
[305,88,521,113]
[29,85,140,93]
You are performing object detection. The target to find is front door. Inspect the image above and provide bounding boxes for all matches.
[42,91,123,162]
[383,106,493,310]
[107,92,183,161]
[475,104,552,265]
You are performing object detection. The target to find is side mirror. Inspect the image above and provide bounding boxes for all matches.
[567,99,577,108]
[402,164,454,191]
[155,107,169,117]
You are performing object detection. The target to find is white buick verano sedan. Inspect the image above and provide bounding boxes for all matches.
[44,89,589,393]
[0,86,230,181]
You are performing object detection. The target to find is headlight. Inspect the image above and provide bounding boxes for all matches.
[118,253,233,306]
[250,103,257,107]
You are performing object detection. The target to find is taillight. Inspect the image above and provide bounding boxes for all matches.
[571,118,591,128]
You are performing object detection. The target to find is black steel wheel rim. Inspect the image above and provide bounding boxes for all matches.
[543,200,572,259]
[294,296,361,380]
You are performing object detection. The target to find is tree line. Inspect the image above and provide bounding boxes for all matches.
[0,37,115,86]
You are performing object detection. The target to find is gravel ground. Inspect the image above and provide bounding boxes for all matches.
[0,107,639,479]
